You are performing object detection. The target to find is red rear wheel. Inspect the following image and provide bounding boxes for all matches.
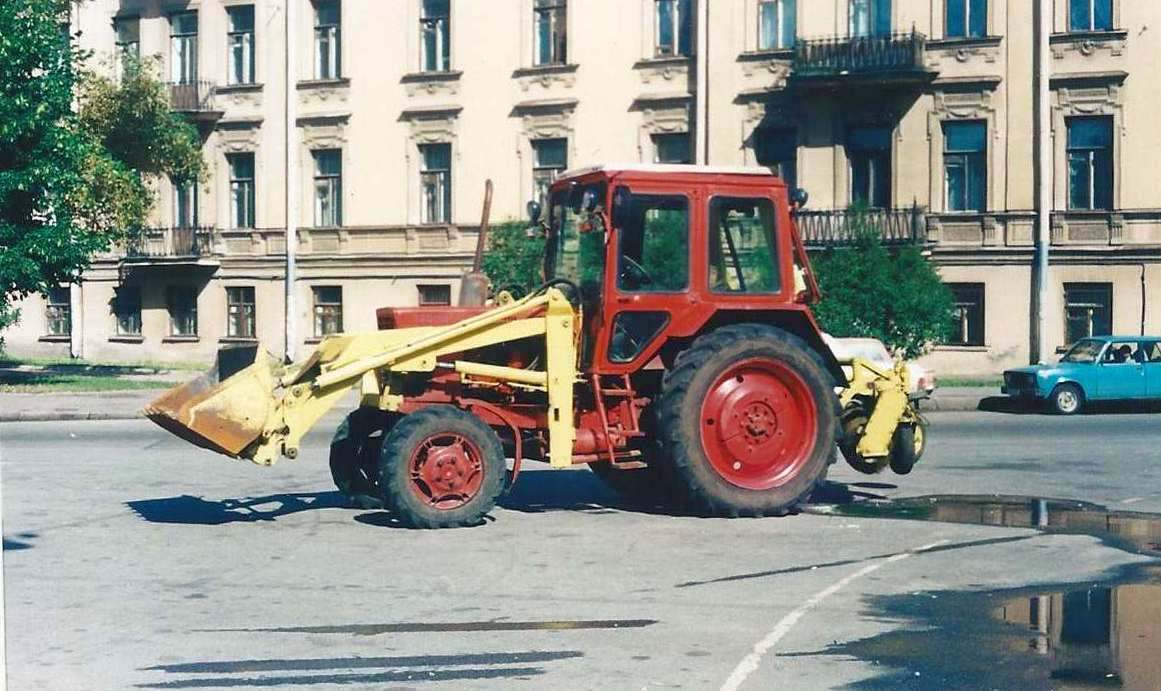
[700,357,818,490]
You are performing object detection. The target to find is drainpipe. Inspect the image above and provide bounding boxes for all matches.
[694,0,709,164]
[284,0,298,363]
[1031,0,1052,364]
[1141,263,1148,336]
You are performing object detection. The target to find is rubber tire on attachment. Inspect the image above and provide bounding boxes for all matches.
[838,404,889,475]
[1050,383,1084,416]
[378,406,506,529]
[329,408,398,506]
[888,422,920,475]
[657,324,837,517]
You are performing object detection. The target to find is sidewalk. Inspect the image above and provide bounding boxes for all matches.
[0,385,1000,423]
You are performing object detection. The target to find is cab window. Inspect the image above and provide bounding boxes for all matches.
[617,194,689,292]
[709,197,780,293]
[548,183,607,300]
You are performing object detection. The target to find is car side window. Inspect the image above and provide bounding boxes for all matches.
[1147,342,1161,363]
[1103,341,1142,364]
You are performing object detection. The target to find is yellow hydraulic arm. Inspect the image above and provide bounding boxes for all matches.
[145,288,579,467]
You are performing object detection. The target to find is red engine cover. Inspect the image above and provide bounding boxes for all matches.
[376,306,489,331]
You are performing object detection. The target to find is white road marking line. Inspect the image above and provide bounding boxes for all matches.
[1121,497,1146,505]
[719,539,950,691]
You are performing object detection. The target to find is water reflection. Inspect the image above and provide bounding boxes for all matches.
[993,581,1161,690]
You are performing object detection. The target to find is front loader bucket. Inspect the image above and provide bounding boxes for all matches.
[144,347,282,458]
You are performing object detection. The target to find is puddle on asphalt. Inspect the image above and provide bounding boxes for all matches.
[801,495,1161,689]
[816,565,1161,690]
[808,494,1161,557]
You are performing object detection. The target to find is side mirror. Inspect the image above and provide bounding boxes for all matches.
[611,186,632,229]
[526,200,542,223]
[790,187,810,209]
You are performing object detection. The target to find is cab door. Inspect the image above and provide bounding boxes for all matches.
[596,186,694,370]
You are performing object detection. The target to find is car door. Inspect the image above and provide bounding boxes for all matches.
[1145,341,1161,398]
[1096,340,1148,400]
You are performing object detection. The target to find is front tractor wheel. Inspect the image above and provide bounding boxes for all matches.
[658,324,837,516]
[378,407,506,529]
[330,408,398,507]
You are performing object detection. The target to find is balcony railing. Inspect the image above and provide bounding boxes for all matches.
[792,30,934,84]
[794,206,927,248]
[167,80,218,113]
[124,226,216,260]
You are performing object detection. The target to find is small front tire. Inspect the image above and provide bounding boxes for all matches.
[1050,384,1083,415]
[330,408,398,506]
[378,407,506,528]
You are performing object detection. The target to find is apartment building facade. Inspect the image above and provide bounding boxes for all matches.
[4,0,1160,374]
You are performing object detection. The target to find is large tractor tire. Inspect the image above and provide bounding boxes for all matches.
[378,406,506,529]
[657,324,837,516]
[329,408,398,507]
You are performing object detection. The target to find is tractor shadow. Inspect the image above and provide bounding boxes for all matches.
[126,492,349,525]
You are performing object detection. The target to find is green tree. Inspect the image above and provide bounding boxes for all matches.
[810,208,954,359]
[0,2,204,337]
[481,221,546,295]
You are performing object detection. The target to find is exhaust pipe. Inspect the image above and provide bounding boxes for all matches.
[458,179,493,307]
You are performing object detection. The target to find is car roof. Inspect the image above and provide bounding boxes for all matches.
[559,163,780,179]
[1080,336,1160,342]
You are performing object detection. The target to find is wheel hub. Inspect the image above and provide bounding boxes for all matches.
[409,434,484,509]
[700,358,817,490]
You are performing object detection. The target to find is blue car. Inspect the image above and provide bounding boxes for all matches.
[1002,336,1161,414]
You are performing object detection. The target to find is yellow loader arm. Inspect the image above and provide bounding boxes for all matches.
[146,288,579,467]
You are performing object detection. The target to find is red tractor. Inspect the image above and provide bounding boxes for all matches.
[148,165,869,529]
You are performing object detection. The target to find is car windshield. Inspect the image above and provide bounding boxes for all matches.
[547,183,607,299]
[1061,339,1105,363]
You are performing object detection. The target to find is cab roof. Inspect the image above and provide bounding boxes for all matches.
[559,163,781,180]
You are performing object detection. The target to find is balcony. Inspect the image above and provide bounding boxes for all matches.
[121,227,219,267]
[794,206,928,249]
[791,31,937,89]
[167,81,223,122]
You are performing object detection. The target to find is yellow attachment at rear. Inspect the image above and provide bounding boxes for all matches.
[837,356,913,459]
[145,288,580,467]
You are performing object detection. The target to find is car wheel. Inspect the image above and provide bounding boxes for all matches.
[1050,384,1083,415]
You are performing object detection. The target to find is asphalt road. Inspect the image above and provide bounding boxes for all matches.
[2,411,1159,690]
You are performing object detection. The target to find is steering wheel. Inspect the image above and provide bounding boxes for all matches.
[619,256,654,289]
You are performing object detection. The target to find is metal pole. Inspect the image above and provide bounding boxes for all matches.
[284,0,298,363]
[1032,0,1052,364]
[694,0,709,164]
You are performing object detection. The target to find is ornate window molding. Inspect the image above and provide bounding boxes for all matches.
[1051,79,1124,214]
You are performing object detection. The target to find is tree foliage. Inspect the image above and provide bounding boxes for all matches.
[810,209,954,359]
[481,221,546,295]
[0,1,204,335]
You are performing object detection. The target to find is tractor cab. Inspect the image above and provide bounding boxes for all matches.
[536,164,837,381]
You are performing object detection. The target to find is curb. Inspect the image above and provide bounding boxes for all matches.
[0,411,144,422]
[920,397,988,412]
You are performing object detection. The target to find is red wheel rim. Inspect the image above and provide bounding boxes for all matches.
[408,433,486,510]
[699,357,818,490]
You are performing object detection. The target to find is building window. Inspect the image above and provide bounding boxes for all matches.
[946,283,984,346]
[653,133,691,164]
[226,286,256,339]
[314,0,341,79]
[312,286,343,337]
[419,143,452,224]
[173,179,198,227]
[946,0,986,38]
[755,128,797,189]
[167,286,198,337]
[114,16,140,77]
[227,153,255,229]
[227,5,255,85]
[113,286,142,336]
[943,121,986,212]
[1065,283,1112,345]
[420,0,450,72]
[1070,0,1112,32]
[849,0,891,37]
[848,126,891,208]
[313,149,342,227]
[45,287,71,337]
[654,0,692,58]
[534,0,567,66]
[759,0,796,50]
[532,138,568,204]
[169,11,198,84]
[1067,116,1113,211]
[418,284,452,306]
